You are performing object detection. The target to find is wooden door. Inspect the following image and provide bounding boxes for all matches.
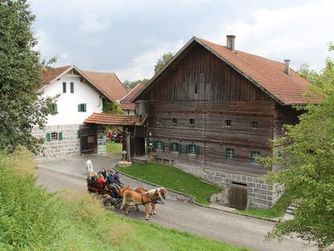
[229,183,248,210]
[80,125,97,154]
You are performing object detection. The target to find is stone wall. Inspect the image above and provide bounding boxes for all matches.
[32,124,81,160]
[203,168,277,209]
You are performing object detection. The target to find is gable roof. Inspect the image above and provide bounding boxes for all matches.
[41,65,72,84]
[40,65,127,102]
[82,71,128,101]
[133,37,315,105]
[120,83,145,103]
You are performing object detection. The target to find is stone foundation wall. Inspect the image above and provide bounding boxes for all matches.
[203,168,276,209]
[32,124,81,160]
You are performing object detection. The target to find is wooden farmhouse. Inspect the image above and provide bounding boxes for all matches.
[131,35,313,209]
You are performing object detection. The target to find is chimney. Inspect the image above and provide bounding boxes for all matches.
[284,59,290,75]
[226,35,236,51]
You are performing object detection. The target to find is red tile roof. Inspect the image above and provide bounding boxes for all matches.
[82,71,128,101]
[133,37,317,105]
[121,83,145,103]
[40,65,71,85]
[40,65,128,102]
[198,38,312,105]
[85,113,139,125]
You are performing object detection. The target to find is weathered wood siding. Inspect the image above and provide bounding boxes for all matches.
[142,44,276,175]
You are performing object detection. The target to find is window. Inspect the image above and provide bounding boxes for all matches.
[251,151,260,163]
[194,84,198,94]
[172,118,177,126]
[187,144,200,155]
[225,148,234,159]
[62,82,66,93]
[156,117,161,125]
[154,141,165,150]
[78,103,87,112]
[70,82,74,93]
[189,119,195,127]
[225,120,231,127]
[251,121,259,129]
[170,142,179,152]
[46,132,62,141]
[48,103,57,114]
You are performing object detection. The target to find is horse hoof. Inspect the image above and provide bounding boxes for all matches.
[153,211,157,215]
[146,218,149,221]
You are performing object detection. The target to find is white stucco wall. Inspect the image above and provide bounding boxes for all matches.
[42,73,103,125]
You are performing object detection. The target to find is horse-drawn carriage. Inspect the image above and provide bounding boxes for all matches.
[86,177,123,210]
[84,160,167,220]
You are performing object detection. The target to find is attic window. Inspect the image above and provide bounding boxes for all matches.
[194,84,198,94]
[172,118,177,126]
[225,120,231,127]
[62,82,66,93]
[70,82,74,93]
[189,119,195,127]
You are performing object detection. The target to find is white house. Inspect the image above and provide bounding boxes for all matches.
[33,65,128,160]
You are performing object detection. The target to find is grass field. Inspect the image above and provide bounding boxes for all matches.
[117,163,222,205]
[239,192,291,219]
[106,141,122,153]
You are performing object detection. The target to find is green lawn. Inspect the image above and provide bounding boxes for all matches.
[106,142,122,154]
[117,163,222,205]
[239,192,291,219]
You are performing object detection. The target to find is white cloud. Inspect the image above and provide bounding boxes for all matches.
[114,40,185,81]
[210,0,334,71]
[79,15,111,33]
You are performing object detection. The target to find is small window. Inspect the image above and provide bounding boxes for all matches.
[194,84,198,94]
[62,82,66,93]
[170,142,179,152]
[187,144,200,155]
[251,121,258,129]
[78,103,87,112]
[154,141,165,150]
[172,118,177,126]
[70,82,74,93]
[225,120,231,127]
[251,151,260,163]
[225,148,234,159]
[156,117,161,125]
[51,132,58,141]
[189,119,195,127]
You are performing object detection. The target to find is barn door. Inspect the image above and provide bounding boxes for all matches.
[80,125,97,154]
[229,183,248,210]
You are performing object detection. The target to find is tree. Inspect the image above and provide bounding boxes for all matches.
[266,46,334,249]
[102,99,122,114]
[0,0,49,154]
[123,78,150,89]
[154,52,174,74]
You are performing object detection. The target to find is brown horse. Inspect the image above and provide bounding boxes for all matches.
[133,187,167,214]
[121,188,165,220]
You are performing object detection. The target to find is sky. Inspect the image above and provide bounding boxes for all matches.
[30,0,334,82]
